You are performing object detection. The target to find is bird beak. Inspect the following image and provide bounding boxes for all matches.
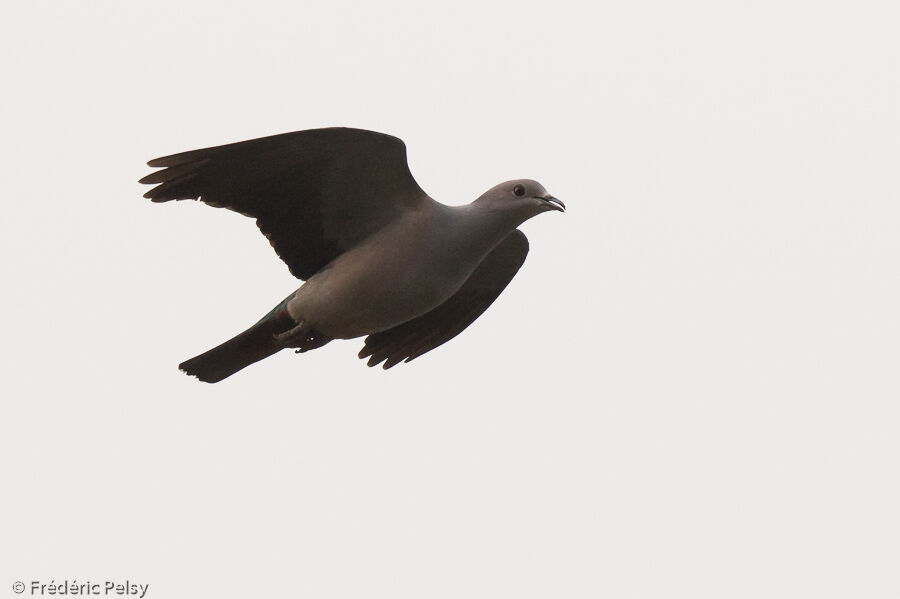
[539,195,566,212]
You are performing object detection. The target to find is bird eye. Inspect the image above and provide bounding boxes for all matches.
[513,184,526,197]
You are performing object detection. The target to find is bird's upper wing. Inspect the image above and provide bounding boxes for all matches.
[140,127,432,280]
[359,230,530,369]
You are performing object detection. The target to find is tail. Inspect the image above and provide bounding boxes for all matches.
[179,301,297,383]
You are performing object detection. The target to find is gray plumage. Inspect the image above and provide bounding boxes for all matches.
[139,127,564,382]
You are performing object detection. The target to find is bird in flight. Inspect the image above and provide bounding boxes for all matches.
[140,128,564,382]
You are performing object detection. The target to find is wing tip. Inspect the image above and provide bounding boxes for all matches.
[358,343,413,370]
[147,157,169,168]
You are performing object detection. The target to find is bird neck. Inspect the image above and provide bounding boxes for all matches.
[447,202,528,254]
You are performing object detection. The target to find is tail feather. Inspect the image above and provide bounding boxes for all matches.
[179,304,295,383]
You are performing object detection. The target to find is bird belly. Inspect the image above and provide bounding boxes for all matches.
[285,206,507,339]
[286,243,475,339]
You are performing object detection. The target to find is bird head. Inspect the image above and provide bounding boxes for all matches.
[474,179,565,220]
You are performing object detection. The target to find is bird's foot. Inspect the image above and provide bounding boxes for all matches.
[273,320,311,347]
[294,334,331,353]
[273,320,332,352]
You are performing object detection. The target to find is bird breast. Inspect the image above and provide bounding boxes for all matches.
[286,208,495,339]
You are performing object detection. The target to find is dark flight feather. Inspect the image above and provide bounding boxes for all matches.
[359,230,530,369]
[141,128,431,280]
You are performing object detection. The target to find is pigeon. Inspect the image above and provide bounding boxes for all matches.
[140,128,564,382]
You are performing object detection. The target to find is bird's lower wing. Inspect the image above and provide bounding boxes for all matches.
[359,230,530,369]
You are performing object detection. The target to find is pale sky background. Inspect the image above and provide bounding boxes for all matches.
[1,1,898,598]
